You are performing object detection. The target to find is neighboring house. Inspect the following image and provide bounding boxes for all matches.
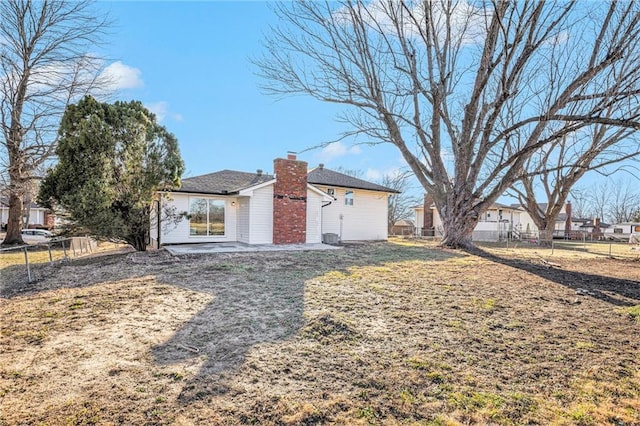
[152,154,398,246]
[413,197,601,242]
[0,197,55,230]
[391,219,415,236]
[529,202,592,237]
[604,222,640,242]
[414,198,524,242]
[579,218,610,235]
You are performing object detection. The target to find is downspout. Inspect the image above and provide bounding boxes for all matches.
[155,197,162,248]
[321,200,333,240]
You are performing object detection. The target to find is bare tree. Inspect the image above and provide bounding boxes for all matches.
[333,166,365,179]
[568,178,639,224]
[607,179,640,223]
[0,0,109,246]
[381,170,419,233]
[568,186,590,219]
[257,1,640,248]
[589,180,612,223]
[511,124,639,243]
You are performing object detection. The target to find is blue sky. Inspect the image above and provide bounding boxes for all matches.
[94,1,637,204]
[97,1,405,182]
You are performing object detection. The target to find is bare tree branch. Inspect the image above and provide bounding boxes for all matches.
[0,0,111,246]
[256,0,640,248]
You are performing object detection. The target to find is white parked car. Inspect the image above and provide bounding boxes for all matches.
[21,229,54,243]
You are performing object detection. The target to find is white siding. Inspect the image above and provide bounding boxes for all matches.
[237,197,250,244]
[414,208,424,232]
[160,193,238,244]
[306,189,323,243]
[248,184,273,244]
[1,207,46,226]
[316,186,389,241]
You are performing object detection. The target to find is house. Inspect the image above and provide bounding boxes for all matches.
[525,202,592,238]
[0,197,55,231]
[413,197,598,242]
[152,154,398,247]
[604,222,640,242]
[391,219,415,236]
[414,197,524,242]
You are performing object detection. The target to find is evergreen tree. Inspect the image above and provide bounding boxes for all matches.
[39,96,184,251]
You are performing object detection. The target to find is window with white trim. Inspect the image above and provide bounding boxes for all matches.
[345,190,354,206]
[189,198,225,236]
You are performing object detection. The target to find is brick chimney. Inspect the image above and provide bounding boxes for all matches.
[564,201,572,237]
[273,154,308,244]
[593,217,601,235]
[44,210,55,230]
[423,193,434,235]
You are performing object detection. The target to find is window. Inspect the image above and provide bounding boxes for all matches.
[614,228,623,234]
[327,188,335,196]
[345,190,354,206]
[189,198,225,236]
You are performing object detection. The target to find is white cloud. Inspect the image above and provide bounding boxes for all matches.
[366,166,405,182]
[145,101,168,121]
[365,168,382,181]
[145,101,182,123]
[317,142,361,162]
[100,61,143,90]
[334,0,487,46]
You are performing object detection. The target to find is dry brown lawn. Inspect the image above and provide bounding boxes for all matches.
[1,240,639,425]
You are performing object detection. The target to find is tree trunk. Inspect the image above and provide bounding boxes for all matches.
[538,222,555,247]
[128,231,148,252]
[2,192,26,246]
[439,201,479,250]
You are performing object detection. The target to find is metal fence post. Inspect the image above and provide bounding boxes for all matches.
[551,241,554,255]
[48,242,53,265]
[62,239,68,259]
[23,246,32,283]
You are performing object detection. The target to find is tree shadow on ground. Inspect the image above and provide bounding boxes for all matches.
[149,242,463,402]
[0,250,138,298]
[1,242,463,404]
[470,247,640,306]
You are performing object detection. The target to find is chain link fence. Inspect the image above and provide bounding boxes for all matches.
[0,237,99,285]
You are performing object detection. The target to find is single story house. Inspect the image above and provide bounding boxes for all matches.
[152,154,398,246]
[413,198,598,242]
[0,197,55,230]
[391,219,415,236]
[414,199,525,242]
[604,222,640,242]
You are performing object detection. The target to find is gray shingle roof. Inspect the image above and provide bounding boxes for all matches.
[178,170,274,195]
[307,167,399,193]
[175,166,399,195]
[0,196,43,209]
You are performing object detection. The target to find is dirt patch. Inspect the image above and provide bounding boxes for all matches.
[1,241,639,424]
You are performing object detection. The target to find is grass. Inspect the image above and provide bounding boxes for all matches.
[618,305,640,322]
[0,240,125,270]
[0,239,639,424]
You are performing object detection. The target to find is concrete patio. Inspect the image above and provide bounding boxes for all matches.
[164,242,342,255]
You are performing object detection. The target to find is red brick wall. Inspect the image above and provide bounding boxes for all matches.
[273,156,308,244]
[44,210,55,230]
